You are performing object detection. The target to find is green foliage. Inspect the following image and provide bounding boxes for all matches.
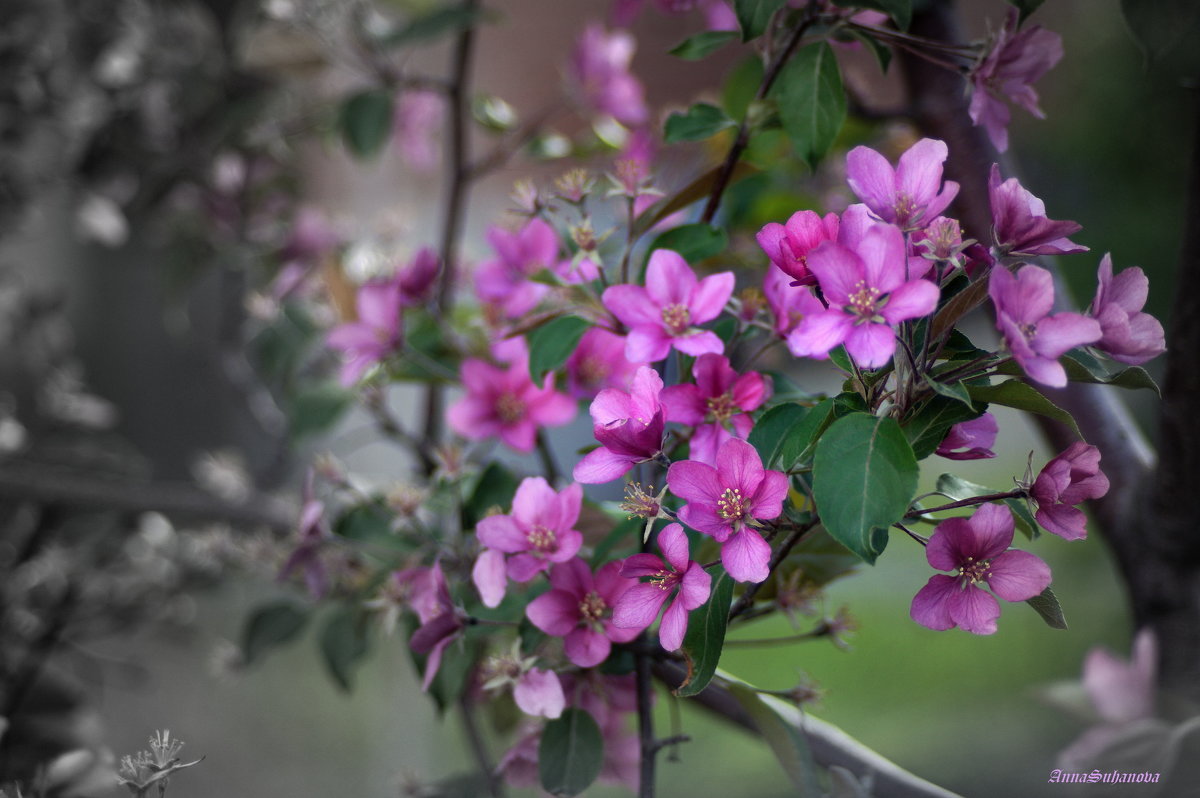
[996,351,1161,396]
[319,605,371,692]
[1026,586,1068,630]
[242,601,310,666]
[382,4,494,48]
[333,502,397,546]
[772,42,846,167]
[966,380,1081,437]
[734,0,789,41]
[538,709,604,796]
[645,223,728,265]
[665,103,737,143]
[465,462,520,528]
[902,396,981,460]
[339,90,394,160]
[527,316,590,382]
[812,413,918,563]
[786,527,861,587]
[1009,0,1046,24]
[675,569,734,697]
[288,382,353,439]
[748,403,807,469]
[670,30,739,60]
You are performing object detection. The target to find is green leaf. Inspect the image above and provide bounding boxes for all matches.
[833,0,912,30]
[772,42,846,167]
[288,382,353,438]
[1122,0,1200,77]
[675,569,733,697]
[966,380,1081,438]
[1009,0,1046,24]
[997,353,1161,396]
[319,606,370,692]
[670,30,739,60]
[382,5,493,48]
[902,396,981,460]
[465,462,520,527]
[812,413,918,564]
[633,161,759,234]
[334,502,396,545]
[749,403,807,469]
[646,223,728,265]
[724,679,821,795]
[1027,586,1068,630]
[787,527,861,586]
[842,27,892,72]
[665,102,737,143]
[932,473,1036,539]
[734,0,789,41]
[784,397,836,465]
[527,316,590,383]
[924,377,975,411]
[339,90,394,160]
[242,601,310,666]
[538,708,604,796]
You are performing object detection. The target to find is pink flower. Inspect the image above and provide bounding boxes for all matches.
[968,10,1063,153]
[661,353,770,465]
[561,672,637,728]
[496,724,542,789]
[326,278,404,386]
[1030,442,1109,541]
[788,222,940,368]
[279,471,329,598]
[480,643,566,719]
[936,413,998,460]
[989,264,1101,388]
[472,478,585,608]
[1058,630,1158,769]
[408,563,465,690]
[610,0,736,32]
[1089,254,1166,365]
[756,210,840,286]
[393,89,443,171]
[667,438,788,583]
[565,327,645,399]
[764,265,826,338]
[844,138,959,230]
[603,249,734,363]
[526,558,639,667]
[612,523,712,650]
[574,366,666,483]
[571,25,648,126]
[280,206,339,266]
[397,247,440,307]
[910,503,1052,635]
[446,343,575,453]
[989,164,1087,256]
[474,218,558,318]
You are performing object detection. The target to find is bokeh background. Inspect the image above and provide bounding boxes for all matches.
[0,0,1187,796]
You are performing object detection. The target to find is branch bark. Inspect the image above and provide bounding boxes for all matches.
[651,662,963,798]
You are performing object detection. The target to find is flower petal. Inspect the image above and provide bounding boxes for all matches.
[910,574,959,631]
[472,549,508,608]
[985,549,1052,602]
[721,528,771,583]
[526,589,579,636]
[611,583,668,629]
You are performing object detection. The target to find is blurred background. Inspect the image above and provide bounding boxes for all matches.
[0,0,1187,796]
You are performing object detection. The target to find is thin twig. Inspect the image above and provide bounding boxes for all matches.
[459,695,505,798]
[904,490,1025,518]
[727,519,817,622]
[701,9,818,224]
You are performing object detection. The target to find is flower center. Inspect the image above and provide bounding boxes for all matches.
[845,280,884,322]
[661,303,691,335]
[958,556,991,585]
[495,392,526,423]
[716,487,749,521]
[1018,321,1037,342]
[894,192,919,227]
[705,392,737,424]
[621,482,660,519]
[648,569,675,591]
[527,524,557,553]
[578,591,607,622]
[577,355,609,387]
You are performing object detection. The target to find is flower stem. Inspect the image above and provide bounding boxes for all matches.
[905,490,1025,518]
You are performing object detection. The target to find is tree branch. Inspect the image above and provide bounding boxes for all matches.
[651,662,963,798]
[0,459,295,532]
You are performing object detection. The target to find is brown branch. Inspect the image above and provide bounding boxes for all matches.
[422,0,480,464]
[0,459,295,532]
[651,662,963,798]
